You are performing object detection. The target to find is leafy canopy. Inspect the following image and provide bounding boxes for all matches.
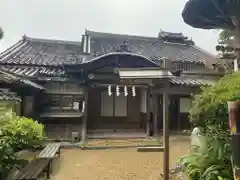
[0,27,3,40]
[190,72,240,131]
[179,72,240,180]
[0,114,45,171]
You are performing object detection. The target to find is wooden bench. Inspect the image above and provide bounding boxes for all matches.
[37,143,61,173]
[38,143,61,159]
[10,159,51,180]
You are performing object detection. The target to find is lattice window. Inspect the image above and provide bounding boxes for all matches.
[44,95,83,112]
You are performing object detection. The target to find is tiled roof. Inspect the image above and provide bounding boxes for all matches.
[85,30,216,65]
[0,30,216,67]
[1,65,65,77]
[0,69,45,90]
[0,36,84,66]
[0,94,21,101]
[0,89,21,101]
[19,79,45,90]
[0,29,216,80]
[169,77,215,86]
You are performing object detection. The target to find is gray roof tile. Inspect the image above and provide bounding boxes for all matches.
[169,77,214,86]
[0,88,21,101]
[0,36,84,66]
[0,30,216,76]
[1,66,65,77]
[0,69,45,90]
[85,30,216,65]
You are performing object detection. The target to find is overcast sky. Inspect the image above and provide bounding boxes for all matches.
[0,0,219,54]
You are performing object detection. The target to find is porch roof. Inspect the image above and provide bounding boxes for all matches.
[0,89,21,102]
[0,69,45,90]
[0,93,21,101]
[117,68,214,86]
[169,77,214,86]
[117,68,173,79]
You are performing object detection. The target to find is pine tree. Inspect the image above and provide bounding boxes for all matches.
[0,27,3,40]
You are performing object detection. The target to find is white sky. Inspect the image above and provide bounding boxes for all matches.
[0,0,219,54]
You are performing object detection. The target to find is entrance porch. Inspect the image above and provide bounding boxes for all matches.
[62,52,195,141]
[86,85,147,138]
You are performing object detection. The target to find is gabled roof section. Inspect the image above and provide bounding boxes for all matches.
[1,65,65,78]
[81,52,159,67]
[85,29,216,66]
[0,69,45,90]
[0,88,21,102]
[0,36,84,66]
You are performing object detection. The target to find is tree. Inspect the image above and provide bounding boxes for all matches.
[179,73,240,180]
[219,30,233,42]
[0,27,3,40]
[182,0,240,65]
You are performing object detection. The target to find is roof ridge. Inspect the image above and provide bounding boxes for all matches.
[0,39,25,59]
[192,45,216,58]
[24,35,82,45]
[0,39,28,63]
[190,45,217,68]
[85,29,161,41]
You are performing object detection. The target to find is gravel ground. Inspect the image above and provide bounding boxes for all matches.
[84,138,162,147]
[51,137,189,180]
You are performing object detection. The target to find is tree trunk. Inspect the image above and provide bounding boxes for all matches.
[233,17,240,71]
[228,101,240,180]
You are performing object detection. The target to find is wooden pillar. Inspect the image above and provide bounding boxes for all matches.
[23,96,34,118]
[81,87,88,142]
[177,97,181,132]
[153,94,158,137]
[146,88,151,136]
[162,58,170,180]
[163,90,169,180]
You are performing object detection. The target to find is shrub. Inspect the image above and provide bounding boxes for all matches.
[180,138,232,180]
[0,114,45,171]
[190,72,240,134]
[180,72,240,180]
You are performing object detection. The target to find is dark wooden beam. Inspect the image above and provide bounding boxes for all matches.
[146,88,151,136]
[81,87,88,142]
[137,146,164,152]
[46,91,84,95]
[153,94,159,137]
[152,86,200,95]
[92,84,149,88]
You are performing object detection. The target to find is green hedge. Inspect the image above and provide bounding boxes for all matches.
[190,72,240,134]
[179,73,240,180]
[0,114,45,171]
